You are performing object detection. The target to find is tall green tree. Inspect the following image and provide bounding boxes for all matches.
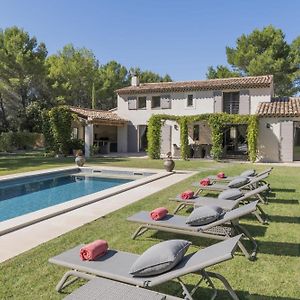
[97,61,129,110]
[0,26,48,131]
[47,44,99,108]
[208,26,300,96]
[130,67,172,83]
[206,65,240,79]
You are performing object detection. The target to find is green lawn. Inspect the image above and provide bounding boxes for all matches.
[0,154,299,299]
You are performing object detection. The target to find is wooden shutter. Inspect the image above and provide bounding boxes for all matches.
[161,95,171,109]
[213,91,222,113]
[280,121,293,162]
[239,90,250,115]
[128,97,137,110]
[127,123,138,152]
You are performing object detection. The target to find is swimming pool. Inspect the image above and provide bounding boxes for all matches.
[0,167,172,236]
[0,173,132,222]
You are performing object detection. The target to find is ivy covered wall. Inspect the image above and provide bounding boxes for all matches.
[147,113,259,162]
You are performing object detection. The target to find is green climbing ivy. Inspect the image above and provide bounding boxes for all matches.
[47,105,73,155]
[147,113,259,162]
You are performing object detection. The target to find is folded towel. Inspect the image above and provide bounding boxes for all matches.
[180,190,194,200]
[200,178,211,186]
[80,240,108,261]
[217,172,226,179]
[150,207,168,220]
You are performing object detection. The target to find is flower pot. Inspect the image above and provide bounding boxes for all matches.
[75,155,85,167]
[164,158,175,172]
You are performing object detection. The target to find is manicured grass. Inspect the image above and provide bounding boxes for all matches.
[0,156,299,299]
[0,151,222,176]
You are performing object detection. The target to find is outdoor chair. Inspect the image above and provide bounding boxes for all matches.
[49,236,242,300]
[127,201,259,260]
[170,185,269,223]
[208,167,273,184]
[193,173,269,204]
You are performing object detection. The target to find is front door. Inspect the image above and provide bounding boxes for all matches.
[294,122,300,160]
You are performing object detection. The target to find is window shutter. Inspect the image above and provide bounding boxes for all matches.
[161,95,171,109]
[128,97,137,110]
[213,91,222,113]
[239,90,250,114]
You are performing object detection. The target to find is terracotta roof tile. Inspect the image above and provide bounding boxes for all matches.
[70,107,127,123]
[256,97,300,117]
[116,75,273,95]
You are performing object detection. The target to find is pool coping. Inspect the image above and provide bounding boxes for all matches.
[0,165,173,236]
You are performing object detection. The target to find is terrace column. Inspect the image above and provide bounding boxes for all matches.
[85,122,94,158]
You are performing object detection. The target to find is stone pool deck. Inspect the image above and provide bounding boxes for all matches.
[0,166,196,263]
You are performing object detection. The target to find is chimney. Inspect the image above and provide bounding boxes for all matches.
[131,72,139,86]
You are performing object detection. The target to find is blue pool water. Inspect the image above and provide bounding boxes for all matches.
[0,174,132,222]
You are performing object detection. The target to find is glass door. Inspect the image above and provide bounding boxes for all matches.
[294,122,300,161]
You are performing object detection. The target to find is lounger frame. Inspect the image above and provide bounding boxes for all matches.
[170,185,269,224]
[128,202,259,260]
[49,236,242,300]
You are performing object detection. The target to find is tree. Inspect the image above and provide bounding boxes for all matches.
[97,61,129,110]
[290,36,300,92]
[0,26,48,131]
[130,67,172,83]
[206,65,240,79]
[208,26,300,96]
[47,44,99,108]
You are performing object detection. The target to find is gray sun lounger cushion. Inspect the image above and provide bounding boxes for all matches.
[64,277,182,300]
[49,235,241,289]
[227,177,250,188]
[186,206,224,226]
[130,239,191,276]
[218,189,243,200]
[240,169,256,177]
[208,167,273,182]
[192,174,268,192]
[128,201,257,233]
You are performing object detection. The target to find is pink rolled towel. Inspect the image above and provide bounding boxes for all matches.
[150,207,168,220]
[200,178,211,186]
[217,172,226,179]
[180,190,194,200]
[80,240,108,261]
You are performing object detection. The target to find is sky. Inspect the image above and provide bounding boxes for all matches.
[0,0,299,81]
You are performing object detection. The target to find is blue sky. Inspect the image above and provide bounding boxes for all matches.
[0,0,299,81]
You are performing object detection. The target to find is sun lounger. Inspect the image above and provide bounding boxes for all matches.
[193,174,269,201]
[208,167,273,183]
[49,236,242,300]
[64,277,182,300]
[127,201,259,260]
[170,185,269,223]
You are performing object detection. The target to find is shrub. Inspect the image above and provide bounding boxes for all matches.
[0,131,42,152]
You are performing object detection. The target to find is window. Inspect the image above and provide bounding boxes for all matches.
[193,125,200,141]
[223,92,239,114]
[137,97,146,109]
[128,97,137,110]
[187,94,193,107]
[151,96,161,109]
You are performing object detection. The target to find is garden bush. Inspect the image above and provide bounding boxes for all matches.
[0,131,43,152]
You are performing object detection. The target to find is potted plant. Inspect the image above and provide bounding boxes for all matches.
[75,149,85,167]
[164,151,175,172]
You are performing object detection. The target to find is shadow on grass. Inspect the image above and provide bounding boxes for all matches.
[270,188,296,193]
[268,215,300,224]
[258,240,300,257]
[267,198,299,205]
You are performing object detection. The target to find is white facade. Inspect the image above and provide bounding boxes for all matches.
[114,76,299,162]
[116,86,273,157]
